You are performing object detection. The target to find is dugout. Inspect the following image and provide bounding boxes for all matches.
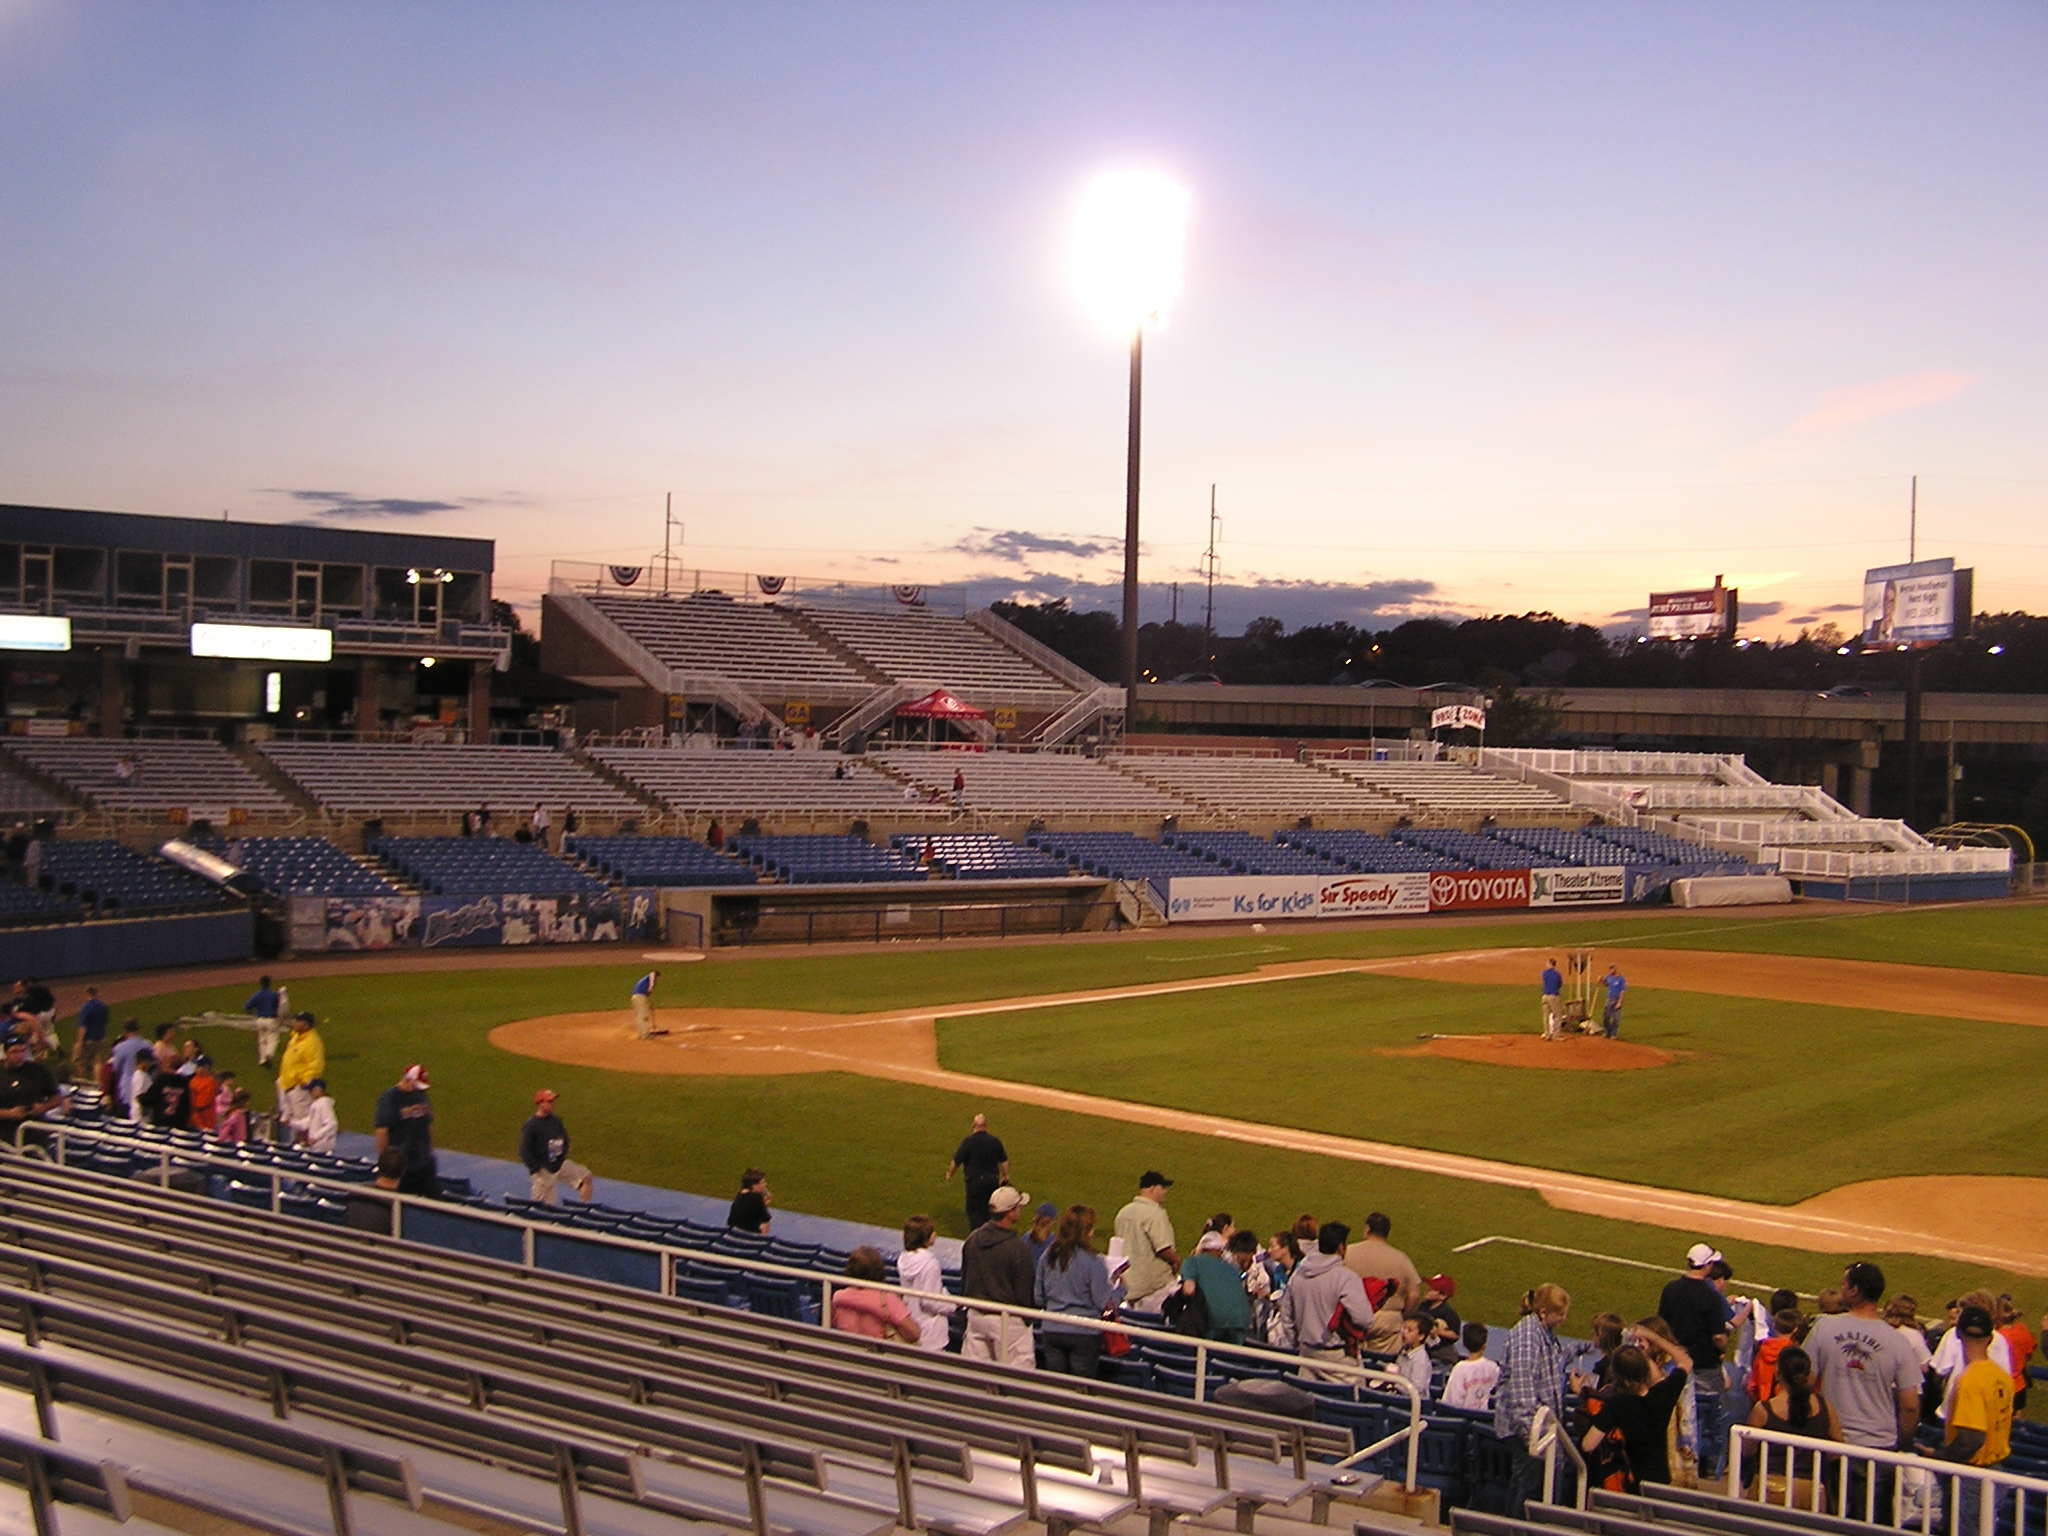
[704,876,1118,947]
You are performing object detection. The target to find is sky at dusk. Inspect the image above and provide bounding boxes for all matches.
[2,1,2043,639]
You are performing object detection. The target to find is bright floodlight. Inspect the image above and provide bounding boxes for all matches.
[1070,169,1189,334]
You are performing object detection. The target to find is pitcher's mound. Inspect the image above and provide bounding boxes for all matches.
[1381,1033,1679,1071]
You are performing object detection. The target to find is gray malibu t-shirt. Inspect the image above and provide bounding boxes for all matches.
[1803,1313,1918,1448]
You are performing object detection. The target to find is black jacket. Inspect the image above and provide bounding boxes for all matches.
[961,1220,1035,1307]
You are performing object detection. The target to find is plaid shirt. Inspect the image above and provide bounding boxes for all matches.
[1494,1313,1567,1441]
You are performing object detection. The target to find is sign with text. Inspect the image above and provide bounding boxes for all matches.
[784,700,811,726]
[991,706,1018,732]
[1861,558,1972,649]
[1164,873,1429,922]
[1429,704,1487,733]
[1648,583,1737,641]
[1528,866,1627,906]
[1427,869,1530,912]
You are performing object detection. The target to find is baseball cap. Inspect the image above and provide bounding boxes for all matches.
[1,1032,24,1050]
[400,1064,431,1090]
[1686,1242,1723,1268]
[1034,1201,1058,1219]
[535,1089,557,1104]
[987,1185,1029,1215]
[1138,1170,1174,1189]
[1956,1305,1995,1340]
[1426,1273,1456,1298]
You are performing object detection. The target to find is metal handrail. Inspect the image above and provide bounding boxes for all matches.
[1530,1403,1588,1509]
[13,1123,1423,1487]
[1726,1423,2048,1535]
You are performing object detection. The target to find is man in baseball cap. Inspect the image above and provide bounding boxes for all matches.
[519,1089,594,1205]
[373,1063,437,1196]
[1660,1241,1733,1479]
[960,1184,1036,1368]
[1115,1171,1180,1312]
[1934,1302,2012,1536]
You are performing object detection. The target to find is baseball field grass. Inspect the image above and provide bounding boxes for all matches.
[90,900,2048,1338]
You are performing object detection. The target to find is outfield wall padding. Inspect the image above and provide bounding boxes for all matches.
[0,909,254,979]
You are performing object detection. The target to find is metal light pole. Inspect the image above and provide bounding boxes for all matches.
[1121,328,1144,712]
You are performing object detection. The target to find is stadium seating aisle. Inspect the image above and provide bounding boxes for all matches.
[802,606,1077,702]
[259,742,644,815]
[0,1156,1371,1536]
[2,738,291,814]
[33,839,225,915]
[370,836,613,896]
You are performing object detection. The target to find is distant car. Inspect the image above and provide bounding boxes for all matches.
[1169,672,1224,685]
[1816,684,1873,700]
[1350,678,1409,690]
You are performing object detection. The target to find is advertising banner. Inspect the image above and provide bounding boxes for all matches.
[1429,704,1487,732]
[1427,869,1531,912]
[1860,558,1972,648]
[1647,582,1736,641]
[1528,866,1627,906]
[1164,872,1430,922]
[317,892,624,950]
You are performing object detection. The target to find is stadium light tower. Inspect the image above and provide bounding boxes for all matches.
[1070,168,1189,718]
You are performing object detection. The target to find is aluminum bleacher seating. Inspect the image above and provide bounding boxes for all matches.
[1318,760,1575,822]
[1170,831,1336,876]
[566,834,759,887]
[0,1155,1374,1536]
[259,742,644,816]
[802,607,1076,703]
[884,833,1073,879]
[370,836,611,895]
[1115,755,1407,819]
[198,834,399,896]
[881,750,1195,818]
[3,738,291,814]
[1025,832,1215,882]
[590,746,930,819]
[590,593,879,698]
[1279,829,1470,873]
[725,833,927,884]
[33,840,225,915]
[0,758,68,814]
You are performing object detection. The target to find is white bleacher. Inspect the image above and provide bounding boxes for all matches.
[1319,759,1576,821]
[0,1154,1376,1536]
[883,750,1197,818]
[2,738,291,813]
[589,593,877,699]
[802,607,1077,704]
[0,758,68,814]
[1115,754,1408,819]
[591,746,942,819]
[260,743,644,815]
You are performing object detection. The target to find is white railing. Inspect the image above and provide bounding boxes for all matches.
[14,1124,1424,1488]
[962,609,1106,696]
[1726,1423,2048,1535]
[1776,847,2012,879]
[550,562,973,616]
[1529,1404,1588,1509]
[1035,686,1125,747]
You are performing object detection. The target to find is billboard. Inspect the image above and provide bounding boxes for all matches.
[1528,866,1628,906]
[1647,578,1737,641]
[1429,704,1486,732]
[1861,559,1973,649]
[1163,873,1429,922]
[190,622,334,662]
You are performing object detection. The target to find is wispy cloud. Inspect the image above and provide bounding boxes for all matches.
[1791,371,1974,434]
[968,573,1455,631]
[952,528,1121,563]
[279,489,470,520]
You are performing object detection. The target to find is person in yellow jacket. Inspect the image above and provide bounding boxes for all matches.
[276,1012,326,1135]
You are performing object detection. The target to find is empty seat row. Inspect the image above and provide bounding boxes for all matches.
[565,834,759,887]
[885,833,1074,880]
[881,751,1196,817]
[369,837,613,896]
[259,743,644,815]
[32,840,225,915]
[725,833,928,884]
[1279,829,1470,873]
[803,606,1077,701]
[1025,832,1215,882]
[589,593,879,698]
[3,738,291,812]
[591,746,932,818]
[199,834,399,896]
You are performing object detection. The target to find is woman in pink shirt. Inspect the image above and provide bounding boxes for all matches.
[830,1247,921,1345]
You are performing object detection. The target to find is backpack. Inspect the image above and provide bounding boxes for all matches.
[1164,1284,1212,1338]
[1328,1300,1371,1357]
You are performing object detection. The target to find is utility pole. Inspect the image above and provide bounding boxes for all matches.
[1903,475,1923,827]
[1170,582,1179,625]
[661,493,684,596]
[1202,484,1219,659]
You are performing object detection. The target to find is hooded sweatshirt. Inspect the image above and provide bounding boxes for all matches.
[1278,1251,1373,1351]
[961,1220,1036,1308]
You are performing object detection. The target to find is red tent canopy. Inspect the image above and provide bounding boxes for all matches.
[894,688,987,720]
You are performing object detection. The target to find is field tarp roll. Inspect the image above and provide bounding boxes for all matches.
[1670,874,1793,907]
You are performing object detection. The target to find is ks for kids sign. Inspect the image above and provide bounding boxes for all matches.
[1164,873,1429,922]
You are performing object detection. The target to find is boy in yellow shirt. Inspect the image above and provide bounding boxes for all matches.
[1928,1305,2010,1536]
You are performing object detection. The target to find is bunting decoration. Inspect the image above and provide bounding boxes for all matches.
[609,566,643,587]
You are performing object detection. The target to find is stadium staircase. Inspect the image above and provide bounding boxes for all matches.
[565,741,668,821]
[233,741,325,816]
[775,607,895,689]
